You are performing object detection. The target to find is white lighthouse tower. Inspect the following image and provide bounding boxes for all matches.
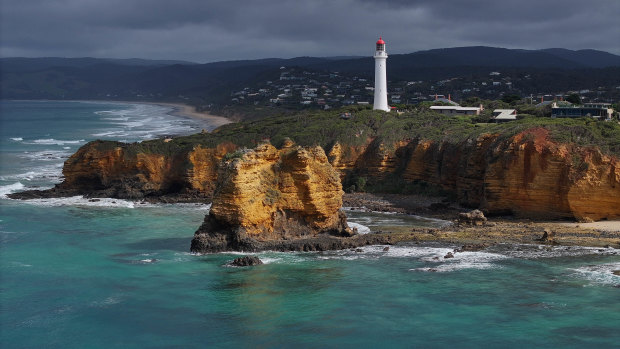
[373,37,389,112]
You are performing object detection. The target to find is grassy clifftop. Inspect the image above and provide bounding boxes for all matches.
[128,106,620,159]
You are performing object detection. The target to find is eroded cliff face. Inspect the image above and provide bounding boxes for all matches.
[191,143,351,252]
[58,140,236,200]
[324,128,620,220]
[397,128,620,220]
[18,127,620,221]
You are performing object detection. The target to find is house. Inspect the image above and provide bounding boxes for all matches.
[493,109,517,122]
[430,105,484,116]
[551,102,613,119]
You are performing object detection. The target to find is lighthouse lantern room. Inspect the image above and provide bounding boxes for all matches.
[373,37,389,112]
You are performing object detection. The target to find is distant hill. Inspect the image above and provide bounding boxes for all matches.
[0,57,196,73]
[2,47,619,104]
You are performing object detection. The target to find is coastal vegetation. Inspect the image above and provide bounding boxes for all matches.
[141,105,620,158]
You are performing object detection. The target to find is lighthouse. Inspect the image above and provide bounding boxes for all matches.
[373,37,389,112]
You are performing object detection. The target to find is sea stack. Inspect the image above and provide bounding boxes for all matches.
[190,142,353,252]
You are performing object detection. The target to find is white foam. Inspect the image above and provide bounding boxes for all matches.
[569,263,620,286]
[0,182,25,198]
[315,244,506,272]
[348,222,371,234]
[90,103,203,141]
[0,163,64,182]
[497,244,619,259]
[27,138,85,145]
[21,150,71,161]
[16,196,135,208]
[10,137,23,141]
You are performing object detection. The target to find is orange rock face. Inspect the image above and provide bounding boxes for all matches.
[191,143,350,251]
[57,127,620,221]
[60,140,235,199]
[397,128,620,220]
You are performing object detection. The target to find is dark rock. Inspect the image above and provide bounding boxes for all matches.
[536,229,556,242]
[355,248,363,253]
[444,252,454,259]
[429,202,448,211]
[455,243,489,252]
[230,256,263,267]
[612,270,620,276]
[382,246,390,252]
[458,209,487,226]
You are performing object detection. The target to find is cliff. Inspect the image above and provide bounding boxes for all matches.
[11,140,237,201]
[396,128,620,220]
[9,108,620,221]
[190,142,354,252]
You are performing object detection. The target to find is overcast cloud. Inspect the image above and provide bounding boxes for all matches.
[1,0,618,62]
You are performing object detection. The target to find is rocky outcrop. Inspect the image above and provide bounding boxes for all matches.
[191,143,353,252]
[9,140,237,201]
[230,256,263,267]
[458,209,487,226]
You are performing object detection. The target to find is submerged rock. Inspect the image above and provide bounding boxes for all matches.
[230,256,263,267]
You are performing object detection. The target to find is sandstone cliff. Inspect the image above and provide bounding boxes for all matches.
[190,142,352,252]
[10,126,620,221]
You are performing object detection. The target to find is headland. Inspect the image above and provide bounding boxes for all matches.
[8,106,620,251]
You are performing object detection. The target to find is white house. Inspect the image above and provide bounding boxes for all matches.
[430,105,484,116]
[493,109,517,122]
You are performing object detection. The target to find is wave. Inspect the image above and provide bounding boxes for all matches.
[347,222,371,234]
[0,163,64,182]
[21,150,71,161]
[10,137,23,141]
[493,244,619,259]
[15,196,136,208]
[27,138,85,145]
[0,182,25,198]
[91,103,204,141]
[569,262,620,286]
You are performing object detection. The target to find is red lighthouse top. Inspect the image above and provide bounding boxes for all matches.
[376,37,385,45]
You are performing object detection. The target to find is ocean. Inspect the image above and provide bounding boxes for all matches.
[1,100,619,348]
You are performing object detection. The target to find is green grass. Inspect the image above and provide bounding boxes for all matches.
[95,106,620,162]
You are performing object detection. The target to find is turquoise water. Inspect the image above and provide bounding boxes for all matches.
[1,101,619,348]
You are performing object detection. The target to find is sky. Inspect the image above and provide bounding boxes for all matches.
[1,0,619,63]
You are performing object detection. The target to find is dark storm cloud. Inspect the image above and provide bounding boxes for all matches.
[1,0,618,62]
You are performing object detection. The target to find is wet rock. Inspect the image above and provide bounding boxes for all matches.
[612,270,620,276]
[382,246,390,252]
[230,256,263,267]
[536,229,556,242]
[455,243,489,252]
[458,209,487,226]
[444,252,454,259]
[429,202,448,211]
[355,249,363,253]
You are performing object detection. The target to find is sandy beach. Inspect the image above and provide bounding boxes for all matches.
[560,220,620,232]
[148,102,232,130]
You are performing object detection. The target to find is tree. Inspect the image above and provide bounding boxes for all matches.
[501,94,521,104]
[566,94,581,105]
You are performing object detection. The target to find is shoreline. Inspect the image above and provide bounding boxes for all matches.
[343,193,620,248]
[3,99,234,132]
[142,102,232,130]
